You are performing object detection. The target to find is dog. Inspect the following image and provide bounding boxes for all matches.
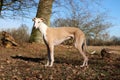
[32,17,88,67]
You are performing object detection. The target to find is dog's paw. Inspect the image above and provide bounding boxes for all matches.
[80,65,89,68]
[45,64,49,67]
[80,65,85,67]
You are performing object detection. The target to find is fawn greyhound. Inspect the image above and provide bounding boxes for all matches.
[33,18,88,67]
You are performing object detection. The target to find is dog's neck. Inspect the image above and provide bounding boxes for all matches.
[38,22,48,36]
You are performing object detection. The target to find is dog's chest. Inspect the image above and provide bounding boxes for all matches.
[43,34,48,45]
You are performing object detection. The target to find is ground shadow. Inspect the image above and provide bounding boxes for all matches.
[55,55,106,67]
[54,57,83,66]
[11,55,45,63]
[11,54,104,66]
[11,55,83,66]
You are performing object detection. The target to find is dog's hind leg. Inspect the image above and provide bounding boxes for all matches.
[74,38,88,67]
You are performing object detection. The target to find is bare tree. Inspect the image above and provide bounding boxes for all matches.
[0,0,112,45]
[52,14,111,43]
[51,0,112,45]
[0,0,3,15]
[0,0,37,18]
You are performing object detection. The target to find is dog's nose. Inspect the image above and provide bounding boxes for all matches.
[34,26,38,29]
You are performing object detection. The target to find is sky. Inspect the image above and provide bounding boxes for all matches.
[102,0,120,37]
[0,0,120,37]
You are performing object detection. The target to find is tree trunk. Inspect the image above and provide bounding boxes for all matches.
[29,0,54,43]
[0,0,3,15]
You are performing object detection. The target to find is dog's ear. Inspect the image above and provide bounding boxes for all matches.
[40,18,45,22]
[32,18,36,21]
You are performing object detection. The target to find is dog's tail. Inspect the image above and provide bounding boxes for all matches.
[82,39,96,54]
[82,39,87,53]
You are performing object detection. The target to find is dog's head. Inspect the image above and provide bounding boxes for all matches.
[32,17,45,29]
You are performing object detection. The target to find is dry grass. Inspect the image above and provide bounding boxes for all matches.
[0,43,120,79]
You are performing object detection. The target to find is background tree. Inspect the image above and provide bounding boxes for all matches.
[51,0,112,45]
[0,0,114,45]
[0,0,37,18]
[0,0,3,15]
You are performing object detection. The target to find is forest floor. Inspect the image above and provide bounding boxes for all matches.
[0,43,120,80]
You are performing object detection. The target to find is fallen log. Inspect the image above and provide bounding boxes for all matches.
[101,48,120,59]
[1,31,18,48]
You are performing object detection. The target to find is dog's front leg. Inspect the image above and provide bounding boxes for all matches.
[45,44,51,67]
[49,45,54,67]
[45,44,54,67]
[45,53,51,67]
